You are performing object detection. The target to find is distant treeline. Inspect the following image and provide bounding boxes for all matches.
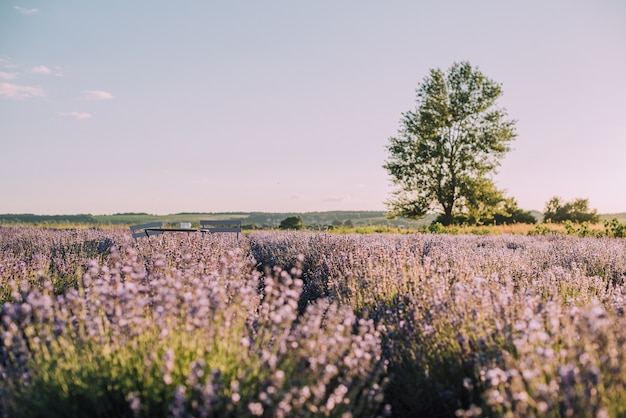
[0,211,429,228]
[0,214,100,224]
[2,211,623,228]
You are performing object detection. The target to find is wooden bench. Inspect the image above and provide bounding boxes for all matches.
[199,219,242,243]
[130,221,164,241]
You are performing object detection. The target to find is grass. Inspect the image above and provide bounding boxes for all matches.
[327,221,608,236]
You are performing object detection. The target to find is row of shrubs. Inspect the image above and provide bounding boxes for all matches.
[527,218,626,238]
[2,227,626,417]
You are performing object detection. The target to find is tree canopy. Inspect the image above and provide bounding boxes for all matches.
[279,216,305,230]
[543,197,599,224]
[384,61,517,225]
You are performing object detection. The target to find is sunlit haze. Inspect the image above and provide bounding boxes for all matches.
[1,1,625,215]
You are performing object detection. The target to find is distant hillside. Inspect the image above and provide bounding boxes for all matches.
[1,211,623,228]
[0,211,433,228]
[0,213,99,224]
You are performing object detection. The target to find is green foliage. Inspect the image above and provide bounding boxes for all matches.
[492,198,537,225]
[433,196,536,226]
[461,178,507,225]
[604,218,626,238]
[563,221,597,237]
[278,215,305,230]
[528,218,626,239]
[384,61,517,225]
[527,223,555,236]
[428,222,446,233]
[543,196,599,224]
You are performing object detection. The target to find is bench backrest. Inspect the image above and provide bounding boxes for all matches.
[199,219,242,241]
[130,221,163,240]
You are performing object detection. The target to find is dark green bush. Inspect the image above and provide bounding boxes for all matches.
[543,197,599,224]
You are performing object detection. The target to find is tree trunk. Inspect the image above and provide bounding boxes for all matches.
[442,205,453,226]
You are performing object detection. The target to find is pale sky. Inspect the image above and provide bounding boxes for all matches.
[1,1,625,215]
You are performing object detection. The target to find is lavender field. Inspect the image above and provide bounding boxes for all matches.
[1,227,626,417]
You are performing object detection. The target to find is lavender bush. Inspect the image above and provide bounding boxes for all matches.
[2,227,626,417]
[0,228,386,417]
[249,232,626,417]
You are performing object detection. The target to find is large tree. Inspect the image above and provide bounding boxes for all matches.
[384,61,517,225]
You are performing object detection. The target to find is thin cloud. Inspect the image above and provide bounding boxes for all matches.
[59,112,93,120]
[14,6,39,14]
[0,72,17,80]
[0,56,18,69]
[0,82,44,99]
[31,65,52,75]
[82,90,113,100]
